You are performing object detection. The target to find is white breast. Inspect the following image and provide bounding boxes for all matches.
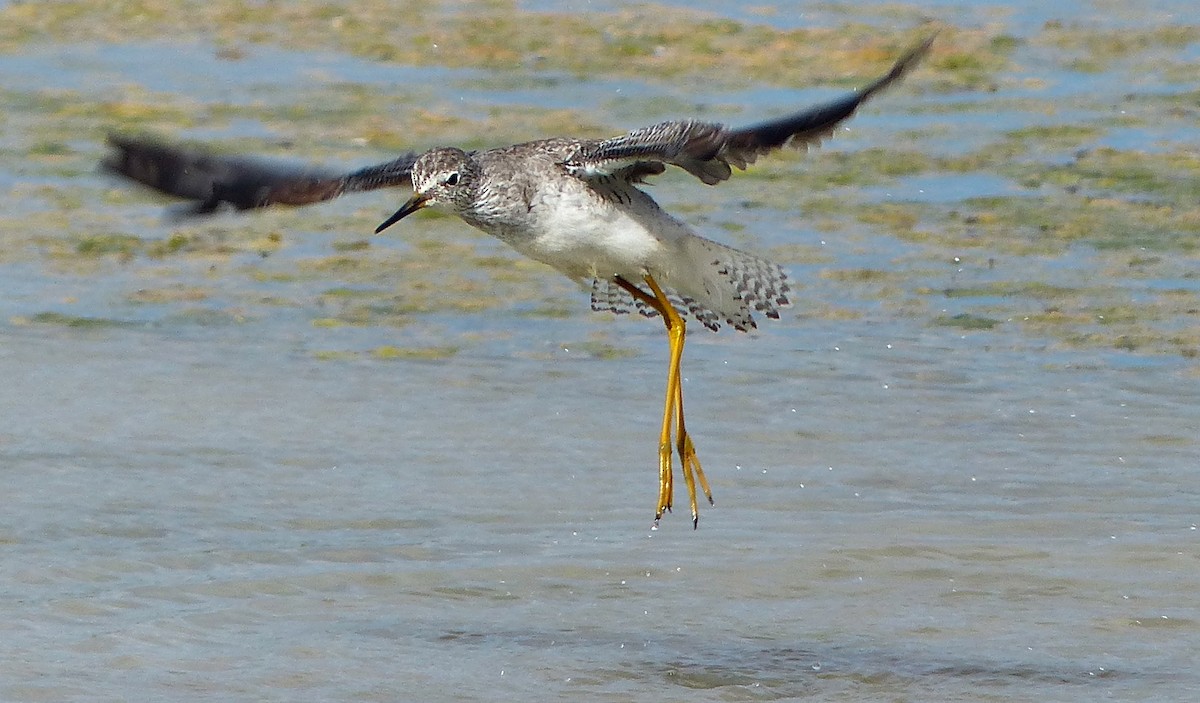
[516,181,691,284]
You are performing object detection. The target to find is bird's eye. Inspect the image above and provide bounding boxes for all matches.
[445,172,460,186]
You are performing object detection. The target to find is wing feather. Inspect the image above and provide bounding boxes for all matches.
[565,33,935,185]
[102,133,417,216]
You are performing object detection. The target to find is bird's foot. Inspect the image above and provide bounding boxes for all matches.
[677,431,713,529]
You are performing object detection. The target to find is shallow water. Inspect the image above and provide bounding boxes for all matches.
[4,315,1197,701]
[2,1,1199,701]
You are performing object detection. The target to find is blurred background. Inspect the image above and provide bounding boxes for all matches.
[1,1,1197,701]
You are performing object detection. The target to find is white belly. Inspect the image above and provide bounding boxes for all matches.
[513,185,689,284]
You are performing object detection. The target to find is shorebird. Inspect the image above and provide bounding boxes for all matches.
[105,35,933,528]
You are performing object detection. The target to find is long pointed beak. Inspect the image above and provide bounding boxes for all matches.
[375,192,429,233]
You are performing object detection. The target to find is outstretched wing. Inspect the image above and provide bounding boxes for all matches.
[564,33,935,185]
[103,133,418,216]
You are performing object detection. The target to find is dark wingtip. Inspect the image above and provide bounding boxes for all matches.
[860,31,938,100]
[103,130,136,152]
[100,131,142,175]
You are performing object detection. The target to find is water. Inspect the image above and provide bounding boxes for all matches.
[5,316,1197,700]
[2,1,1199,701]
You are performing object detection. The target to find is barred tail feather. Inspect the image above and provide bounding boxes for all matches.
[674,235,791,329]
[589,236,790,333]
[590,279,723,331]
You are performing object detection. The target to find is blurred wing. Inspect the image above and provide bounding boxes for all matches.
[103,133,417,216]
[565,33,935,185]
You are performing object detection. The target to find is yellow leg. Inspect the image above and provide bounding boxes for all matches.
[615,275,713,528]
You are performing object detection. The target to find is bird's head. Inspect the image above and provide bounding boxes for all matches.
[375,147,477,233]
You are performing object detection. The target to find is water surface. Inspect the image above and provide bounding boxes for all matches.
[1,1,1198,701]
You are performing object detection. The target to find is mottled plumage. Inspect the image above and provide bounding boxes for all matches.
[566,35,932,186]
[103,34,934,526]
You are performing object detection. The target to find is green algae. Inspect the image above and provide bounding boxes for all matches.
[126,285,210,304]
[0,1,1196,364]
[18,311,135,329]
[312,345,461,361]
[1037,148,1200,203]
[519,303,575,319]
[1037,24,1200,74]
[74,233,143,257]
[933,313,1001,330]
[881,192,1200,256]
[821,268,897,283]
[940,281,1079,300]
[0,2,982,88]
[372,344,460,360]
[164,307,249,326]
[560,338,639,361]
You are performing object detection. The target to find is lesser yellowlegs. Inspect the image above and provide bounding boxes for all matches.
[105,34,934,527]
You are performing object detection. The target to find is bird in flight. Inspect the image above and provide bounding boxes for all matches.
[105,34,934,528]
